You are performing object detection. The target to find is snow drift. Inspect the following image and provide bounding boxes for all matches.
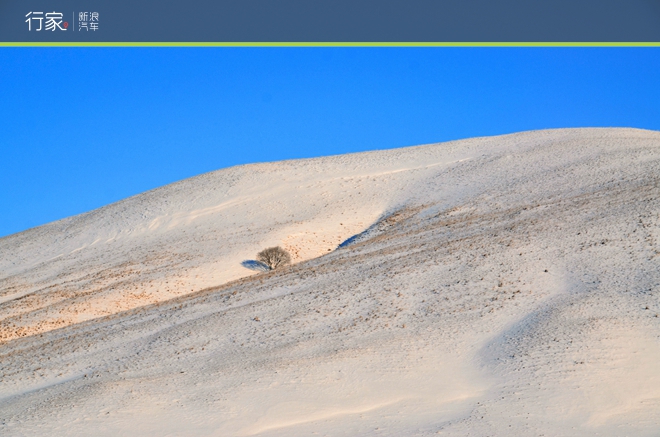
[1,128,659,436]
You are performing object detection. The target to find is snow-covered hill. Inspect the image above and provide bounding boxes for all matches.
[1,128,659,436]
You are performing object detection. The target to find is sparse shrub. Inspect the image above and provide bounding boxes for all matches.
[257,246,291,270]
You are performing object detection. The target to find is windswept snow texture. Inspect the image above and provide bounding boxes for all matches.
[1,128,660,436]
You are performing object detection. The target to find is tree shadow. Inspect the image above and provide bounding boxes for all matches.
[241,260,271,272]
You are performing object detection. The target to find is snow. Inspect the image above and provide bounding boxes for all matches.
[1,127,659,436]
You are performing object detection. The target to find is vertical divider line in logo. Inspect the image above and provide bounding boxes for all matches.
[73,11,75,31]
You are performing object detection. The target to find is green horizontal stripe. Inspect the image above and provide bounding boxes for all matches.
[2,42,660,47]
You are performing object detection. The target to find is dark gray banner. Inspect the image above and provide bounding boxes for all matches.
[1,0,660,42]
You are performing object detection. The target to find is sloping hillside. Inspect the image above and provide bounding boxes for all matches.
[1,128,659,436]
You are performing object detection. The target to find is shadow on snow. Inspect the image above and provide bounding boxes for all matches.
[241,260,271,272]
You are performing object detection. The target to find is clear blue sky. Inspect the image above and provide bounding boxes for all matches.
[2,48,659,237]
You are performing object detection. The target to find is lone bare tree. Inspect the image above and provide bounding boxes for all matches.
[257,246,291,270]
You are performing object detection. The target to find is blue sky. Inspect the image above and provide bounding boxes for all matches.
[1,48,660,237]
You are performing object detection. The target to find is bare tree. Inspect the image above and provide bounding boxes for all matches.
[257,246,291,270]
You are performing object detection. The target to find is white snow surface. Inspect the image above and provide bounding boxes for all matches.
[1,128,660,436]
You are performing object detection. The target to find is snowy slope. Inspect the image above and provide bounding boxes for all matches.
[1,128,659,436]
